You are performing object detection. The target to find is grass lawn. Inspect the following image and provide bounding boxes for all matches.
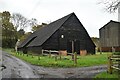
[3,48,110,68]
[94,71,119,79]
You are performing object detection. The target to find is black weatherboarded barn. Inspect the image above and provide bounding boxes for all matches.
[99,20,120,52]
[18,13,95,55]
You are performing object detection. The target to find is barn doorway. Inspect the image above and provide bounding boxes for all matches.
[67,40,72,53]
[67,40,80,54]
[74,40,80,54]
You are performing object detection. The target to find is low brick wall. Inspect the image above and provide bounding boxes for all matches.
[101,47,120,52]
[59,50,67,56]
[80,50,87,56]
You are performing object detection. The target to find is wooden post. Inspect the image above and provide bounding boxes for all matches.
[72,54,74,60]
[119,60,120,78]
[55,55,57,61]
[59,51,61,60]
[74,52,77,64]
[112,47,115,54]
[42,49,43,55]
[38,56,40,60]
[26,54,28,57]
[31,54,33,58]
[108,55,112,74]
[72,40,74,61]
[49,50,51,58]
[72,41,74,53]
[100,47,102,54]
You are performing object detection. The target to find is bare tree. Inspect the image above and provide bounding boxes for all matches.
[29,18,37,28]
[100,0,120,13]
[11,13,30,30]
[31,23,47,32]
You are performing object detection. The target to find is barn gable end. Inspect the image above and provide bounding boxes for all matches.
[99,20,120,52]
[18,13,95,54]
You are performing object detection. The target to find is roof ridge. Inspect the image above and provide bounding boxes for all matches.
[33,12,74,33]
[110,20,120,23]
[19,13,74,47]
[99,20,120,30]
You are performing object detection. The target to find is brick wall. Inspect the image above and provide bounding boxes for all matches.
[80,50,87,56]
[59,50,67,56]
[101,47,120,52]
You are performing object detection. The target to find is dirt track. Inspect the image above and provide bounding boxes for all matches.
[0,50,107,78]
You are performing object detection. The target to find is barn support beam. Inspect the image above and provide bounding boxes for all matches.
[72,40,74,53]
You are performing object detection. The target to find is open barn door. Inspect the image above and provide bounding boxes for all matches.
[74,40,80,54]
[67,40,72,53]
[67,40,80,54]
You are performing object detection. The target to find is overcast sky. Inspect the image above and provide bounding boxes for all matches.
[0,0,118,37]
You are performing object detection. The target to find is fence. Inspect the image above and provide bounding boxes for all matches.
[42,50,77,64]
[108,54,120,74]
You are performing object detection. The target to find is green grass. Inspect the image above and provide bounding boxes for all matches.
[94,71,119,79]
[3,48,109,68]
[113,52,120,55]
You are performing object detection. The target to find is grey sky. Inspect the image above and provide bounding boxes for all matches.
[0,0,118,37]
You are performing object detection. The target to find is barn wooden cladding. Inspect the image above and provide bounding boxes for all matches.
[99,20,120,52]
[18,12,95,55]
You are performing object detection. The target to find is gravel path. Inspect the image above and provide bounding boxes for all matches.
[0,50,107,78]
[31,64,107,78]
[1,51,40,78]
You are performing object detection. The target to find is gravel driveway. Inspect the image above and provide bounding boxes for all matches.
[0,50,107,78]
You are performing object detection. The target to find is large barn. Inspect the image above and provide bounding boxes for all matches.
[18,13,95,55]
[99,20,120,52]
